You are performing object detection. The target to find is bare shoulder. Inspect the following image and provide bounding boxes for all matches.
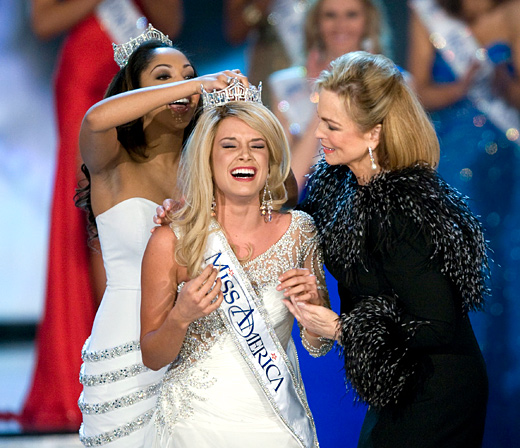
[145,224,177,256]
[141,224,186,287]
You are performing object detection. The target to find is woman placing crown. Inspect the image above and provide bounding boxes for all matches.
[22,0,183,432]
[75,25,250,446]
[140,97,332,447]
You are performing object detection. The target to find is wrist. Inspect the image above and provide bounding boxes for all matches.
[189,79,203,95]
[167,307,191,331]
[303,328,321,338]
[300,327,334,358]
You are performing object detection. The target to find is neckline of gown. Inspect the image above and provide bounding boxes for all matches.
[95,197,160,222]
[242,210,296,267]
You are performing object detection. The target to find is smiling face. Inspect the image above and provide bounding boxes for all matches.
[139,47,199,129]
[211,117,270,206]
[316,89,380,179]
[318,0,367,58]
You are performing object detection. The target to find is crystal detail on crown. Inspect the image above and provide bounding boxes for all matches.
[201,79,263,110]
[113,23,172,68]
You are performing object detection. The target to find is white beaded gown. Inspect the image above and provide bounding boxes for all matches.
[147,210,330,448]
[79,198,167,447]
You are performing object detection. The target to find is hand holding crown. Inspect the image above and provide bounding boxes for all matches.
[195,69,249,95]
[199,75,262,111]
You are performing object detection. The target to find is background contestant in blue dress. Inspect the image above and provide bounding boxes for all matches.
[408,0,520,443]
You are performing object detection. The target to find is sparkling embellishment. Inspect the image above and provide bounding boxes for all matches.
[80,363,150,386]
[201,78,262,111]
[81,337,141,362]
[79,410,154,447]
[243,211,325,295]
[300,327,334,358]
[156,367,217,434]
[113,24,172,68]
[155,279,224,432]
[155,211,328,445]
[78,382,161,414]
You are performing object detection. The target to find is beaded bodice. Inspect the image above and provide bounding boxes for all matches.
[157,210,325,428]
[170,210,323,367]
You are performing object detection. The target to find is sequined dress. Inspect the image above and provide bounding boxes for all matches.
[147,210,329,448]
[79,198,167,447]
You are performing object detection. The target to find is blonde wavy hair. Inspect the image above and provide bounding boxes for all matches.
[171,101,291,277]
[315,51,440,169]
[305,0,391,57]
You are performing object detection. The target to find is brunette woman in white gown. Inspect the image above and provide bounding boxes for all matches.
[76,26,248,447]
[141,99,333,448]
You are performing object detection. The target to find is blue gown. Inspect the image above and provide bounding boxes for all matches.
[430,45,520,445]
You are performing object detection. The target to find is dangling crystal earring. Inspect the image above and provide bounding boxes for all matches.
[260,178,273,223]
[368,147,377,170]
[211,196,217,217]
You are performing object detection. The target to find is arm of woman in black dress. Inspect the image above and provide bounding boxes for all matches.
[370,215,461,348]
[335,213,467,408]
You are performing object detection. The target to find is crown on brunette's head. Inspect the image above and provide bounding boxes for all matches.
[113,23,172,68]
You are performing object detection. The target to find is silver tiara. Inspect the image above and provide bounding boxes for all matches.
[201,79,263,111]
[113,23,173,68]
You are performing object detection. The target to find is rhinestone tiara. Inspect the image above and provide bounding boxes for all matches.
[113,23,173,68]
[201,78,263,111]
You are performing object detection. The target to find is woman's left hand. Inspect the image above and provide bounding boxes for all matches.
[283,298,339,340]
[277,268,321,305]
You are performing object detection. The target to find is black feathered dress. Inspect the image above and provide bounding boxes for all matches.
[300,161,489,448]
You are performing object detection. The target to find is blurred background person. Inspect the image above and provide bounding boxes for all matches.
[268,0,391,193]
[20,0,183,433]
[223,0,311,108]
[408,0,520,444]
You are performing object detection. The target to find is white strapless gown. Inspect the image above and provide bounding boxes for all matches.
[79,198,166,447]
[147,210,326,448]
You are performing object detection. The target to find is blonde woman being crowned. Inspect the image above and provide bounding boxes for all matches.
[141,82,333,447]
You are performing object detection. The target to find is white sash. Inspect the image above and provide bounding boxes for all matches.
[96,0,147,45]
[202,223,318,448]
[410,0,520,140]
[270,0,308,67]
[268,66,316,137]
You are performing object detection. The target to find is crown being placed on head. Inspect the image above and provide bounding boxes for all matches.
[201,79,263,111]
[113,23,173,68]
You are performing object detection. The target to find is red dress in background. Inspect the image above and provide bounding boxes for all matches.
[20,15,119,431]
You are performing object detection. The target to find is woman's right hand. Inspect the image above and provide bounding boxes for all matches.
[195,69,250,94]
[171,265,224,326]
[152,198,179,228]
[283,298,339,341]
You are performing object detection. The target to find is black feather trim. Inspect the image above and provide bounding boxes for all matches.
[338,295,427,409]
[301,160,490,312]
